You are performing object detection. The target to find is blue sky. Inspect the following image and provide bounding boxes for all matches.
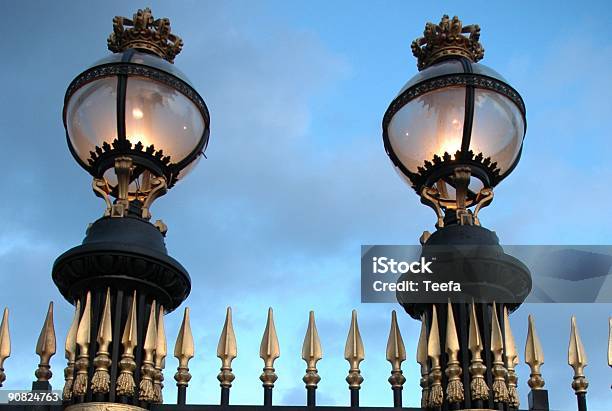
[0,0,611,410]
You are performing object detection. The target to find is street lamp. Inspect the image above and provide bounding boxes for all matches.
[51,9,208,406]
[384,16,534,410]
[383,15,525,227]
[63,7,210,220]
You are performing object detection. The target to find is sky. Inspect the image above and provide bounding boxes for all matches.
[0,0,611,410]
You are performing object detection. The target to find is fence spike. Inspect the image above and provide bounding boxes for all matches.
[35,301,56,383]
[468,301,489,401]
[302,310,322,386]
[62,300,80,400]
[0,308,10,388]
[218,307,237,405]
[139,300,157,402]
[416,313,429,408]
[91,289,112,395]
[525,314,545,390]
[302,311,322,407]
[490,303,509,404]
[427,305,443,407]
[260,307,279,406]
[445,302,464,403]
[153,305,167,404]
[503,306,519,407]
[174,307,194,405]
[568,316,588,396]
[116,290,138,398]
[73,291,91,397]
[386,310,405,407]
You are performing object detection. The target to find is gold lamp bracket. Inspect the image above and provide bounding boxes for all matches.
[91,156,168,226]
[420,167,495,229]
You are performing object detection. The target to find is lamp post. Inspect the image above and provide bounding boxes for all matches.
[52,8,208,409]
[383,15,539,411]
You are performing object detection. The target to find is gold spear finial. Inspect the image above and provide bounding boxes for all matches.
[174,307,195,388]
[386,310,406,390]
[344,310,365,391]
[91,289,112,394]
[525,314,545,390]
[73,292,91,397]
[503,306,520,407]
[259,307,280,388]
[62,300,80,400]
[153,305,167,403]
[302,311,322,389]
[416,313,429,408]
[35,302,56,382]
[427,305,443,407]
[0,308,10,388]
[217,307,238,390]
[468,301,489,400]
[117,291,138,397]
[139,301,158,402]
[445,302,464,403]
[490,303,509,403]
[568,316,588,395]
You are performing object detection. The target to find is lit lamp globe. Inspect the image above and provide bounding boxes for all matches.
[382,15,526,228]
[53,9,209,311]
[63,8,210,221]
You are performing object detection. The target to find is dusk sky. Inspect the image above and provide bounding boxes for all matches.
[1,1,611,410]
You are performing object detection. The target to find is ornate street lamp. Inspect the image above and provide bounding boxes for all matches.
[384,16,536,410]
[51,9,207,406]
[63,8,209,221]
[383,15,525,227]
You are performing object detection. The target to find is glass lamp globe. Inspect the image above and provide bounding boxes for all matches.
[64,51,210,188]
[382,16,526,219]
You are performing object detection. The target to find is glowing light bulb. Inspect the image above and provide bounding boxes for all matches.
[132,108,144,119]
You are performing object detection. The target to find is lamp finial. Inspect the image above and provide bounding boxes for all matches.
[108,8,183,63]
[411,15,484,70]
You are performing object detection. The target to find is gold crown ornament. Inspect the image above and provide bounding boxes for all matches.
[411,15,484,70]
[107,8,183,63]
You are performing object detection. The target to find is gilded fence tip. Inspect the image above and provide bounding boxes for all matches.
[525,314,545,390]
[73,291,91,397]
[92,289,112,394]
[427,305,443,407]
[117,290,138,397]
[344,310,365,391]
[503,306,519,407]
[259,307,280,388]
[217,307,237,389]
[35,301,56,382]
[174,307,195,387]
[153,304,167,403]
[416,313,429,408]
[490,303,509,403]
[0,308,10,388]
[468,301,489,400]
[62,300,80,400]
[445,302,464,403]
[302,311,322,389]
[386,310,406,390]
[139,301,158,402]
[568,316,588,395]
